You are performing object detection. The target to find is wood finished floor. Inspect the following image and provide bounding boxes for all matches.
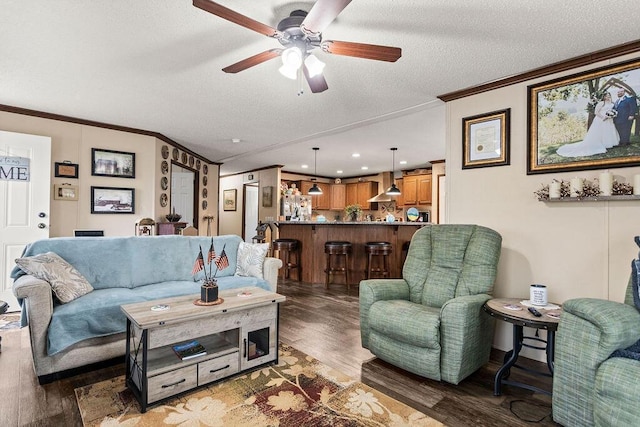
[0,280,560,426]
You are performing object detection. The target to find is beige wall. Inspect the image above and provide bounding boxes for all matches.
[446,51,640,359]
[0,110,218,237]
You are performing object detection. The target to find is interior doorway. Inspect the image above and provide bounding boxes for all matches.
[243,184,259,242]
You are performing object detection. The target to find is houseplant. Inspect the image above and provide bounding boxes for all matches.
[345,204,362,222]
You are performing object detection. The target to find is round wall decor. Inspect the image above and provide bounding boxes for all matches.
[160,193,168,207]
[196,159,201,170]
[202,188,208,198]
[161,161,169,175]
[160,176,168,190]
[203,175,208,186]
[172,148,179,161]
[188,155,194,167]
[181,152,188,164]
[203,164,208,175]
[202,200,208,210]
[161,145,169,159]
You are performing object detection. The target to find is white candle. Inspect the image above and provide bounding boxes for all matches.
[570,177,583,197]
[549,181,561,198]
[634,175,640,196]
[599,172,613,196]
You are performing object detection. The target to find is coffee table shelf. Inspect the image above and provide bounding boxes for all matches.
[121,286,285,412]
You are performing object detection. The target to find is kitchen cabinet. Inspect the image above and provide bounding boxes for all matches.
[395,179,404,207]
[402,174,432,206]
[346,181,378,210]
[330,183,346,210]
[301,181,331,210]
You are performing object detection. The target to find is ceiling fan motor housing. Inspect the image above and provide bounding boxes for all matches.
[277,10,321,50]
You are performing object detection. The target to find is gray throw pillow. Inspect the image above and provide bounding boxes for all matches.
[15,252,93,303]
[235,242,269,279]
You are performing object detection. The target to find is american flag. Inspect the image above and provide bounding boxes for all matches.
[207,239,216,264]
[192,247,205,275]
[215,248,229,270]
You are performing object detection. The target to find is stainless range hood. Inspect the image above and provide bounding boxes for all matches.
[367,172,397,203]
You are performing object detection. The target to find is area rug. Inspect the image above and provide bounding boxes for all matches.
[0,313,21,331]
[75,343,443,427]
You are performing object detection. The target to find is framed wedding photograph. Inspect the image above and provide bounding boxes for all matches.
[91,186,135,214]
[91,148,135,178]
[462,108,510,169]
[528,58,640,174]
[223,189,237,211]
[54,162,79,178]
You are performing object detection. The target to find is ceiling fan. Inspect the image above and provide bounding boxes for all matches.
[193,0,402,93]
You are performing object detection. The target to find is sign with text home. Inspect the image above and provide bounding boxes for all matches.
[0,156,30,182]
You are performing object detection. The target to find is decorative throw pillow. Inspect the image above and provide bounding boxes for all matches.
[15,252,93,303]
[235,242,269,279]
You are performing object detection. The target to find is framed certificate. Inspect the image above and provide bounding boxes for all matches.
[462,109,510,169]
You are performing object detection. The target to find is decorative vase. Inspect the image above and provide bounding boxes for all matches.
[349,212,359,222]
[201,280,218,303]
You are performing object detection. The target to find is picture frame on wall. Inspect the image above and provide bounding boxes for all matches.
[54,161,79,178]
[91,186,135,214]
[223,189,237,211]
[262,186,273,207]
[527,58,640,174]
[53,184,78,201]
[91,148,135,178]
[462,109,510,169]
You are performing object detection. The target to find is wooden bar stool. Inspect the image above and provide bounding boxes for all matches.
[324,241,352,292]
[365,242,393,279]
[272,239,301,281]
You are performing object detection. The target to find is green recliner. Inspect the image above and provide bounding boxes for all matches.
[552,277,640,426]
[359,224,502,384]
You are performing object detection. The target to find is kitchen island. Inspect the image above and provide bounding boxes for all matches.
[276,221,428,286]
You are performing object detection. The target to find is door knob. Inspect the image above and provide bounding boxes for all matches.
[38,223,46,229]
[38,212,46,218]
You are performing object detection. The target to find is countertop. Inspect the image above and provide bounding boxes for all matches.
[276,221,430,226]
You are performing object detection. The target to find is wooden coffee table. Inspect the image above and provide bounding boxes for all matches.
[483,297,562,396]
[121,286,286,412]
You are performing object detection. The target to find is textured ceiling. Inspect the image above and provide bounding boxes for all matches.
[1,1,639,177]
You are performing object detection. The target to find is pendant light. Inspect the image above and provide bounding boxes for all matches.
[308,147,323,195]
[386,147,401,196]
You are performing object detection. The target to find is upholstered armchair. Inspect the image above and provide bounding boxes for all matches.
[360,224,502,384]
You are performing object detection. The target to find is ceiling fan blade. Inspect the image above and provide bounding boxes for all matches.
[322,40,401,62]
[193,0,281,38]
[303,65,329,93]
[222,49,282,73]
[301,0,352,35]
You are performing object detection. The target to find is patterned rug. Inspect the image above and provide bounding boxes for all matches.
[0,313,21,331]
[75,343,443,427]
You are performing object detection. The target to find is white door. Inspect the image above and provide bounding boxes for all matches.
[244,185,258,242]
[0,130,51,312]
[171,167,195,227]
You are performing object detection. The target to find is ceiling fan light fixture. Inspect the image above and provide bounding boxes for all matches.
[279,63,298,80]
[281,46,303,69]
[304,54,325,77]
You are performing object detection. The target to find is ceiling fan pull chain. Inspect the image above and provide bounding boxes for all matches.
[297,67,304,96]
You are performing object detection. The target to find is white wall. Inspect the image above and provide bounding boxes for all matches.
[446,52,640,360]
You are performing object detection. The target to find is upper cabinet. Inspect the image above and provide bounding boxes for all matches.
[301,181,331,210]
[401,173,432,206]
[346,181,378,210]
[330,183,346,210]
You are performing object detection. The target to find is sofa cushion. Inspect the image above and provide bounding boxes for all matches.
[594,357,640,426]
[235,242,269,279]
[368,300,440,348]
[15,252,93,303]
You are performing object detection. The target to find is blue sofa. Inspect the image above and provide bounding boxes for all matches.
[11,234,282,383]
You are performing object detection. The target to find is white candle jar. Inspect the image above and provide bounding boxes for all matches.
[530,284,548,306]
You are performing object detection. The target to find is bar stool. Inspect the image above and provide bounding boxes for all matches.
[272,239,301,281]
[365,242,393,279]
[324,241,352,292]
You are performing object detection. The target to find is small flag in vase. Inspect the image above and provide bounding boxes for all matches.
[215,248,229,270]
[192,247,205,275]
[207,239,216,264]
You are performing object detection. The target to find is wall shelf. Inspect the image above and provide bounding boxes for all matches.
[542,195,640,202]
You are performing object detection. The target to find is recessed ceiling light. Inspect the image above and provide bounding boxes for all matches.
[361,166,368,170]
[352,153,360,158]
[336,170,343,174]
[231,138,241,144]
[399,160,407,165]
[301,164,309,169]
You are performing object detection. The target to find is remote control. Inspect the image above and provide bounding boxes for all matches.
[528,307,542,317]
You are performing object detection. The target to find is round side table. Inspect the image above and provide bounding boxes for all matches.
[483,297,562,396]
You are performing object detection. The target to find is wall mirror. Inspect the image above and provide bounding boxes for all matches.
[171,162,199,229]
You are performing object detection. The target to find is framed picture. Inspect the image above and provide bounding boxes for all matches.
[53,184,78,201]
[462,109,510,169]
[91,186,135,214]
[528,58,640,174]
[223,189,237,211]
[91,148,135,178]
[54,162,78,178]
[262,186,273,207]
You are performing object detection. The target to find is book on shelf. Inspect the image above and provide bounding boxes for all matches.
[172,340,207,360]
